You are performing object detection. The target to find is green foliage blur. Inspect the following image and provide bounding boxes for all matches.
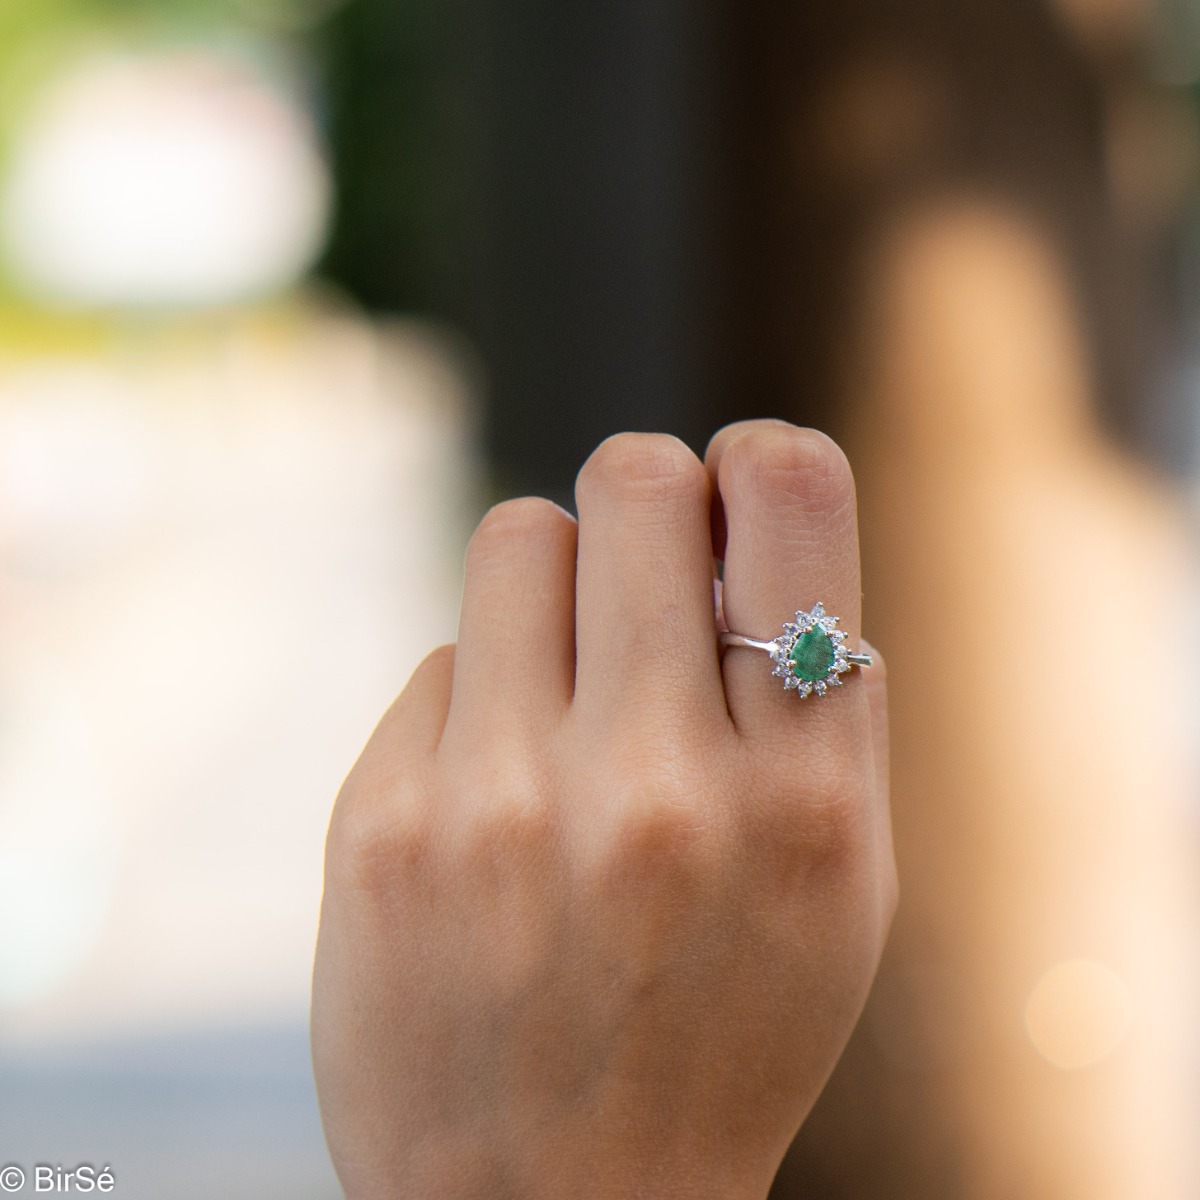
[0,0,467,322]
[318,0,471,317]
[0,0,330,329]
[0,0,344,141]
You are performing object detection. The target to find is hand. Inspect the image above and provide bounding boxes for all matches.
[311,421,894,1199]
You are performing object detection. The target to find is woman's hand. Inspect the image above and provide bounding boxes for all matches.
[311,420,894,1199]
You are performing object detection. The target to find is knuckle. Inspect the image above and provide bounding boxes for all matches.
[615,797,712,864]
[411,642,455,685]
[326,776,435,899]
[755,764,873,877]
[577,432,706,506]
[468,496,572,562]
[467,796,553,865]
[728,426,855,517]
[452,752,555,856]
[796,773,873,870]
[589,755,719,874]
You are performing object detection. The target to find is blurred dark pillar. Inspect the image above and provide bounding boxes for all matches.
[320,0,474,319]
[320,0,725,500]
[473,0,722,499]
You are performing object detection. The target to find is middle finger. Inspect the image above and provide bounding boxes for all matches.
[572,433,726,722]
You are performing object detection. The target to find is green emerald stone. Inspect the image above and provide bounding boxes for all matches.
[790,627,834,682]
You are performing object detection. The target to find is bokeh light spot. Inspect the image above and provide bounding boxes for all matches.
[1024,958,1134,1070]
[0,48,331,309]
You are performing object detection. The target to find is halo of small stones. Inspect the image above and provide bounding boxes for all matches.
[769,602,851,699]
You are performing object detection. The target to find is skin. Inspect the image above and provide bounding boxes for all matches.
[311,421,895,1199]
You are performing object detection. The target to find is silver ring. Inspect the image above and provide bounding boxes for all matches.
[719,601,873,698]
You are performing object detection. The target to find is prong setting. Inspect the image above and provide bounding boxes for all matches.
[718,604,872,698]
[773,602,862,699]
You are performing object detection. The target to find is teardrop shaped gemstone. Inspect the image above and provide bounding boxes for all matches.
[790,627,834,682]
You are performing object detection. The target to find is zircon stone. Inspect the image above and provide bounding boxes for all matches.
[789,627,835,682]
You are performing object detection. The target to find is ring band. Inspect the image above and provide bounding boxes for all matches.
[719,602,872,698]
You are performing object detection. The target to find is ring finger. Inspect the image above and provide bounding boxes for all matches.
[706,421,870,749]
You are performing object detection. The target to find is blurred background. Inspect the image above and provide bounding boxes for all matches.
[0,0,1198,1197]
